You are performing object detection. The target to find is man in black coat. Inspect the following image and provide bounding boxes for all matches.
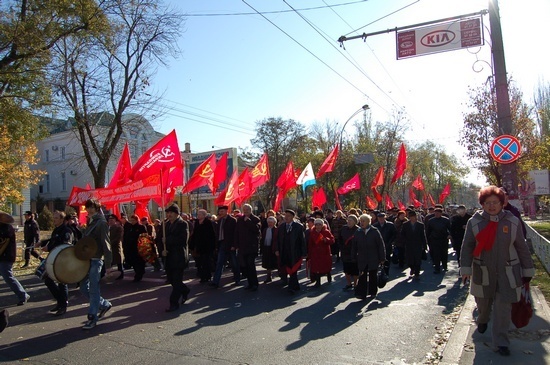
[425,207,451,274]
[161,204,190,312]
[372,212,397,276]
[0,211,30,305]
[401,210,428,280]
[449,205,471,265]
[22,211,40,268]
[211,206,239,288]
[276,209,306,294]
[233,204,261,291]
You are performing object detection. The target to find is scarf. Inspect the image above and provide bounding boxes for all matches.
[473,219,498,257]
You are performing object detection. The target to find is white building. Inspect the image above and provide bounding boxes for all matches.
[30,113,162,213]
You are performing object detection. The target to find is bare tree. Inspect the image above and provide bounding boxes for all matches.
[50,0,184,187]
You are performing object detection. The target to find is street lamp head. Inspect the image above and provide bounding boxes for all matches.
[362,104,370,111]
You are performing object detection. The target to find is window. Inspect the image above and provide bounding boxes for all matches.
[45,149,49,162]
[61,146,66,160]
[61,172,66,191]
[45,174,50,193]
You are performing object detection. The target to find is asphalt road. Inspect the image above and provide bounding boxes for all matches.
[0,253,467,365]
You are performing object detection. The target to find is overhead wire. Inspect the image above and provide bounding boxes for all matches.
[282,0,413,115]
[184,0,369,17]
[241,0,370,99]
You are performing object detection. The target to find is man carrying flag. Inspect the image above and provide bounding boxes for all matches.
[276,209,306,294]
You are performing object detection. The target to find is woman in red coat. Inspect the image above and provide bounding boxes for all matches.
[308,218,335,287]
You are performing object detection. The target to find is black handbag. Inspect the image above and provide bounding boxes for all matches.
[377,265,388,288]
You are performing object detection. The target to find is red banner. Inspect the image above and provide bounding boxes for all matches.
[412,174,425,190]
[132,130,182,182]
[311,187,327,210]
[68,175,163,206]
[337,173,361,195]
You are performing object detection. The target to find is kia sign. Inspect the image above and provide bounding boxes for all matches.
[396,16,483,59]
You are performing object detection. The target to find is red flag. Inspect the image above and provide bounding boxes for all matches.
[372,187,382,203]
[397,200,406,210]
[108,143,132,188]
[250,153,270,189]
[134,200,150,221]
[273,190,285,211]
[409,188,422,208]
[311,187,327,210]
[154,166,184,207]
[316,145,339,178]
[223,170,241,206]
[411,174,424,190]
[439,183,451,204]
[337,173,361,195]
[212,152,228,195]
[236,168,254,205]
[277,161,295,190]
[384,194,394,211]
[391,143,407,184]
[371,167,384,188]
[181,153,217,194]
[366,196,377,210]
[428,193,436,207]
[333,186,343,211]
[132,130,182,182]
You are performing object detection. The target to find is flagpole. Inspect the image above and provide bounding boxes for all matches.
[160,168,167,257]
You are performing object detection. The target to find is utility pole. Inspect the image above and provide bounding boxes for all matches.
[489,0,518,197]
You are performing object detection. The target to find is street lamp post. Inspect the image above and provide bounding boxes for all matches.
[338,104,370,149]
[337,104,370,207]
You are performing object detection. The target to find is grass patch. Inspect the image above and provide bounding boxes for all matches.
[528,222,550,305]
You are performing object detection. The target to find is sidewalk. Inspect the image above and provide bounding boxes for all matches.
[441,286,550,365]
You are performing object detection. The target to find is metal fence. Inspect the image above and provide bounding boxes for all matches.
[526,223,550,274]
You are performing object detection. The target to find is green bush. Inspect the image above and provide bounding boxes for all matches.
[37,206,54,231]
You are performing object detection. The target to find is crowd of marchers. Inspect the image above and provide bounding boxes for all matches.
[0,185,534,356]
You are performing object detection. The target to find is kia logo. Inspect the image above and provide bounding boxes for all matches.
[400,41,414,48]
[421,30,455,47]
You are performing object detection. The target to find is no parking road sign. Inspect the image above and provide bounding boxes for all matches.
[490,135,521,164]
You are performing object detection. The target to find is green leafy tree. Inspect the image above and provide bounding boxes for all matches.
[0,0,104,205]
[37,205,54,231]
[459,81,537,185]
[247,117,312,211]
[50,0,184,187]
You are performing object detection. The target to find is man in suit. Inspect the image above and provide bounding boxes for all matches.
[401,210,428,280]
[233,204,261,291]
[161,204,190,312]
[276,209,306,294]
[211,206,239,288]
[372,212,397,276]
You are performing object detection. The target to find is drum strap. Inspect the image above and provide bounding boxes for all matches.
[0,238,9,256]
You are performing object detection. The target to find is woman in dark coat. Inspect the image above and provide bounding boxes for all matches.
[400,210,427,280]
[261,216,278,283]
[351,214,385,299]
[308,218,335,287]
[188,209,216,283]
[339,214,359,290]
[122,214,147,282]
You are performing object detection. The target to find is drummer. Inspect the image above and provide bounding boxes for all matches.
[80,199,114,330]
[38,210,73,316]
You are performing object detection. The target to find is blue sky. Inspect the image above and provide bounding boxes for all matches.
[149,0,550,184]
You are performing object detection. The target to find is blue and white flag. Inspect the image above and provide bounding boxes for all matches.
[296,162,316,192]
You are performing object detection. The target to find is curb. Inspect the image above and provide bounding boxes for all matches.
[440,290,476,365]
[441,286,550,365]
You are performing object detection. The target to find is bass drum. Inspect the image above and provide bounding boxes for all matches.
[45,244,90,284]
